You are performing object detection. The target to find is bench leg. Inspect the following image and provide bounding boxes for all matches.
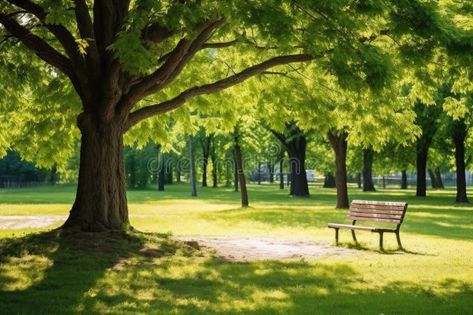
[396,231,403,250]
[379,232,384,251]
[351,230,357,243]
[334,228,339,245]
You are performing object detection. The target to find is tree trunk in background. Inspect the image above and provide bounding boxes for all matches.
[201,136,211,188]
[189,136,197,197]
[176,165,181,183]
[429,168,439,189]
[435,167,444,189]
[356,172,362,189]
[63,114,128,231]
[233,150,239,192]
[49,164,58,185]
[158,149,165,191]
[452,120,469,203]
[257,161,262,184]
[234,137,249,207]
[166,158,173,185]
[270,124,309,197]
[401,170,408,189]
[328,131,349,209]
[323,172,336,188]
[268,162,274,183]
[416,147,428,197]
[362,149,376,192]
[287,142,309,197]
[210,145,218,188]
[279,158,285,189]
[414,101,441,197]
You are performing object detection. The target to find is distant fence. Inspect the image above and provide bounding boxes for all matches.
[0,176,49,189]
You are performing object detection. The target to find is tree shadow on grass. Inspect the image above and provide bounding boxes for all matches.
[0,230,178,314]
[0,232,472,314]
[66,255,473,314]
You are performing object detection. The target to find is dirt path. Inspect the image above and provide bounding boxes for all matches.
[176,236,355,262]
[0,215,66,229]
[0,217,354,261]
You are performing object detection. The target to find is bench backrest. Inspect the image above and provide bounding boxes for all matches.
[348,200,408,225]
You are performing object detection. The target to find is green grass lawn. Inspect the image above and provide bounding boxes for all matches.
[0,183,472,314]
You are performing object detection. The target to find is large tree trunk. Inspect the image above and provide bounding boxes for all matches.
[362,148,376,192]
[416,148,428,197]
[234,139,249,207]
[401,170,408,189]
[328,131,349,209]
[63,114,128,231]
[453,121,469,203]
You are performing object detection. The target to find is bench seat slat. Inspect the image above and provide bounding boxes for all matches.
[348,215,402,224]
[348,212,403,219]
[350,208,405,215]
[351,200,407,207]
[327,223,397,232]
[351,204,406,211]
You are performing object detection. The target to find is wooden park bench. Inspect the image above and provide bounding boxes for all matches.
[327,200,408,250]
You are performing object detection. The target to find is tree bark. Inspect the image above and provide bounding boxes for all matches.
[362,149,376,192]
[323,172,336,188]
[452,121,469,203]
[401,170,408,189]
[63,114,128,231]
[234,136,249,207]
[189,136,197,197]
[328,131,349,209]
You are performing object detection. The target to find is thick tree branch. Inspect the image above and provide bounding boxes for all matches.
[121,18,225,111]
[126,53,314,129]
[201,39,238,49]
[6,0,82,62]
[73,0,94,39]
[0,12,77,82]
